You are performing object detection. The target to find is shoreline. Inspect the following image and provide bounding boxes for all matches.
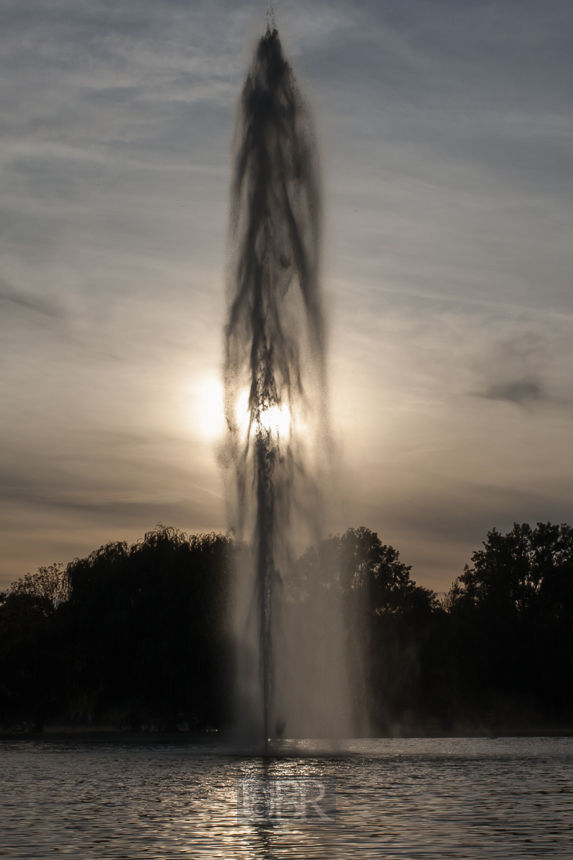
[2,728,573,743]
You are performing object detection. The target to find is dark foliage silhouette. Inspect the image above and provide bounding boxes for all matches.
[65,526,234,730]
[2,521,573,733]
[446,522,573,719]
[1,526,234,731]
[295,527,448,731]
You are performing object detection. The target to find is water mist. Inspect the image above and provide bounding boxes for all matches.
[223,25,354,747]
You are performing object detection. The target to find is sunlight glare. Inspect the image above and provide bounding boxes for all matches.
[259,402,291,437]
[235,388,291,439]
[190,376,226,440]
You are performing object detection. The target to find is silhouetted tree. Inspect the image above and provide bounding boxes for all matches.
[447,522,573,717]
[0,526,235,731]
[9,563,68,605]
[0,590,60,729]
[64,525,235,729]
[296,527,447,731]
[4,520,573,734]
[0,563,70,727]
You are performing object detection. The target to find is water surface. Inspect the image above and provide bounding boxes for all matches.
[1,737,572,858]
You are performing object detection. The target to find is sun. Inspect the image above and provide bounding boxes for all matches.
[184,379,292,443]
[235,388,291,440]
[258,402,291,438]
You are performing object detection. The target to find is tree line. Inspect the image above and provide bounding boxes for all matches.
[1,522,573,733]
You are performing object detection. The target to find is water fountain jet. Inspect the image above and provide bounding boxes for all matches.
[223,24,353,751]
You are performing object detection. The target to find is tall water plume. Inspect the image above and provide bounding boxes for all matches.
[223,25,354,745]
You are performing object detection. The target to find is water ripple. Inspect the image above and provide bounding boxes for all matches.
[0,737,572,858]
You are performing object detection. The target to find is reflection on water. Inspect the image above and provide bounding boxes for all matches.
[1,738,572,858]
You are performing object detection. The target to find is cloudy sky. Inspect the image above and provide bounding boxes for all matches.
[2,0,573,591]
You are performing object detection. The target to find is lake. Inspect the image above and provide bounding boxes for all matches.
[1,737,572,858]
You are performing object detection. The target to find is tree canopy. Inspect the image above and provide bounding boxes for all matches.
[2,521,573,733]
[447,522,573,715]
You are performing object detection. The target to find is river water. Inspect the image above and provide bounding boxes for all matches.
[1,737,572,858]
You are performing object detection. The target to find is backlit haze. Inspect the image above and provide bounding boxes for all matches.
[2,0,573,592]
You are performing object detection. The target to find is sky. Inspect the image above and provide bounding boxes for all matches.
[2,0,573,592]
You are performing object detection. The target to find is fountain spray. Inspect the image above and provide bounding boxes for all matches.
[224,24,352,747]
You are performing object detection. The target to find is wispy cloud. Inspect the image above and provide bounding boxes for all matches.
[480,379,544,406]
[0,278,63,317]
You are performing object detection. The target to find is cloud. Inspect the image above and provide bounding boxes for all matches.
[480,378,544,406]
[0,277,64,320]
[469,326,573,410]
